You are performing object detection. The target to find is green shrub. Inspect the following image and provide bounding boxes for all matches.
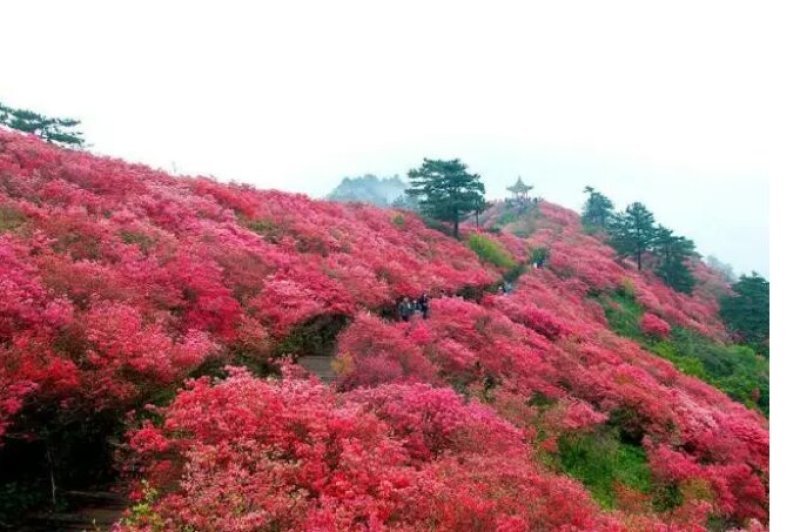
[649,341,708,379]
[652,482,684,512]
[118,481,165,529]
[597,291,768,415]
[529,247,550,266]
[467,233,516,269]
[503,263,527,283]
[557,427,652,510]
[598,291,645,340]
[496,211,518,226]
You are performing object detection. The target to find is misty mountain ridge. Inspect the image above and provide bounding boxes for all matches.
[327,174,408,206]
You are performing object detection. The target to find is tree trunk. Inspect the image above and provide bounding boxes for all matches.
[453,218,460,239]
[46,440,57,506]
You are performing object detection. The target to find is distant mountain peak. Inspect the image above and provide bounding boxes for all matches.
[327,174,408,207]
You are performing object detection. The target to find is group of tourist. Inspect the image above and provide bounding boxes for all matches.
[497,281,513,295]
[397,293,430,321]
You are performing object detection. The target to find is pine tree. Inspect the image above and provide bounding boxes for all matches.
[608,202,656,270]
[472,194,487,227]
[581,186,615,230]
[720,273,769,355]
[406,158,485,239]
[0,101,85,148]
[653,225,696,293]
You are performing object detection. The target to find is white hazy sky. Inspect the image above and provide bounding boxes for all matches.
[1,1,782,277]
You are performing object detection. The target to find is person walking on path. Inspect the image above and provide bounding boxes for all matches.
[417,292,430,319]
[399,297,413,322]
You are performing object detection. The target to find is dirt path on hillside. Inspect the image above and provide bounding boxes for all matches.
[19,490,127,531]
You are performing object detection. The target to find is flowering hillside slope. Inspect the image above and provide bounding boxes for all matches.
[0,130,767,530]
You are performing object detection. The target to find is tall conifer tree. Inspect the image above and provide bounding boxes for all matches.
[581,186,615,230]
[406,158,485,239]
[608,202,656,270]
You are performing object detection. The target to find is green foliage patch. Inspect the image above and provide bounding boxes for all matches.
[598,290,645,341]
[467,233,516,269]
[557,427,652,510]
[651,329,769,415]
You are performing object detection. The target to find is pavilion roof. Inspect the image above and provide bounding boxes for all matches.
[507,176,533,193]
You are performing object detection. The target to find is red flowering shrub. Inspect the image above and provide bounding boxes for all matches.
[334,312,439,388]
[119,368,620,531]
[640,312,671,339]
[346,383,525,460]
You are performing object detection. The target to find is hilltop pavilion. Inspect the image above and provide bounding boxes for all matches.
[506,176,533,202]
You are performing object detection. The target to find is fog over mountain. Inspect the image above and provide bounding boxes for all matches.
[327,174,407,206]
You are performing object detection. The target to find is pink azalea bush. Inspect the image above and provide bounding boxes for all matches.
[640,312,672,339]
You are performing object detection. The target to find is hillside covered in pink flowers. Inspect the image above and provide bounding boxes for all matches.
[0,130,767,530]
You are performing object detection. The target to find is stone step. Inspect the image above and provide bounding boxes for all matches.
[297,355,336,383]
[20,491,127,531]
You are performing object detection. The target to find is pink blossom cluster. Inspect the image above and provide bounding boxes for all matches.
[640,312,672,339]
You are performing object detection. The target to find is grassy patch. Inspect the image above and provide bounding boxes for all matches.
[597,290,645,341]
[648,340,707,379]
[467,233,516,269]
[557,427,652,510]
